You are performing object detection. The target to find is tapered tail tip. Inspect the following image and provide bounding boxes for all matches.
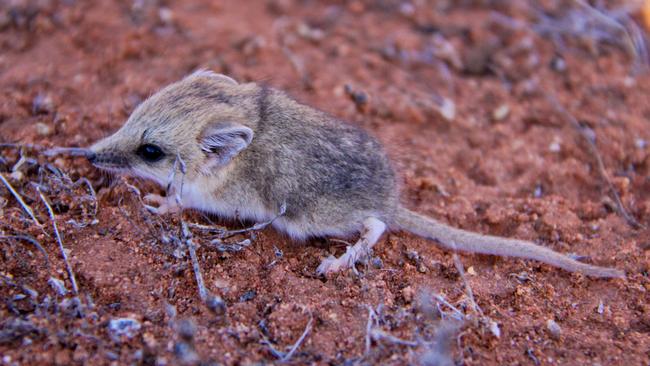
[584,267,626,279]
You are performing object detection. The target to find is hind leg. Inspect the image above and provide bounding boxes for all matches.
[316,217,386,275]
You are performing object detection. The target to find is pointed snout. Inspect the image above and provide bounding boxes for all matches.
[86,134,131,169]
[87,138,109,164]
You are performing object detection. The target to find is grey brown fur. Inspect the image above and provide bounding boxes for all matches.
[90,70,624,278]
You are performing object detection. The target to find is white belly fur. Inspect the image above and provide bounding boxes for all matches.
[180,179,272,223]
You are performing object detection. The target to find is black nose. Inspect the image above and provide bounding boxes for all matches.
[86,152,97,163]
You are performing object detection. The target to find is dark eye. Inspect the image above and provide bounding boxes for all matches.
[136,144,164,162]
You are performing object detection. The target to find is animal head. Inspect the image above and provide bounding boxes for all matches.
[89,70,257,187]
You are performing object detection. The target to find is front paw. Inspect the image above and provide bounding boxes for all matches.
[316,255,344,275]
[144,194,180,215]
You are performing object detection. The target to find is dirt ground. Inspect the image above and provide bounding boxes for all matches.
[1,0,649,365]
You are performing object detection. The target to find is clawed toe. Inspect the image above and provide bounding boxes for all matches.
[316,255,339,275]
[143,194,179,215]
[317,218,386,276]
[316,246,365,276]
[144,194,165,205]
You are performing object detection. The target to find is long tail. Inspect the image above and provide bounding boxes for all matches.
[395,207,624,278]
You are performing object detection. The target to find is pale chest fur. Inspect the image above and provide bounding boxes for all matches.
[179,176,272,223]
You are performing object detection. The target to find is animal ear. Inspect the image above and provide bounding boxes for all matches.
[188,69,238,85]
[199,122,253,165]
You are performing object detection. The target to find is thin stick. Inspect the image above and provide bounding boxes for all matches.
[280,313,313,362]
[262,312,314,362]
[571,0,639,65]
[433,294,465,320]
[261,339,286,359]
[74,177,98,218]
[171,155,225,313]
[0,173,42,227]
[171,156,207,302]
[220,202,287,238]
[370,329,419,347]
[281,46,312,90]
[36,186,80,297]
[0,273,38,299]
[166,155,179,194]
[0,235,49,265]
[365,305,376,354]
[544,92,643,229]
[453,254,483,317]
[0,142,44,150]
[43,147,93,158]
[182,222,208,302]
[187,222,227,233]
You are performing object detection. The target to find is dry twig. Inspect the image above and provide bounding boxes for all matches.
[0,273,38,299]
[453,254,483,317]
[544,92,643,229]
[364,305,419,353]
[262,311,313,363]
[43,147,94,158]
[35,187,80,298]
[219,202,287,239]
[0,235,49,266]
[0,173,42,227]
[169,155,226,314]
[571,0,647,71]
[182,222,208,301]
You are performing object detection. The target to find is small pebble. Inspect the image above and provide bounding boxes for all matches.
[132,349,143,361]
[489,321,501,338]
[158,7,174,24]
[143,332,158,349]
[108,318,141,342]
[546,319,561,339]
[239,290,256,302]
[635,138,647,149]
[402,286,415,303]
[32,94,54,115]
[297,22,325,42]
[176,319,195,341]
[206,294,226,315]
[438,97,455,121]
[549,141,561,153]
[9,171,23,181]
[343,84,369,112]
[35,122,53,136]
[399,2,415,16]
[405,250,420,262]
[48,277,68,296]
[492,104,510,121]
[173,341,199,364]
[550,57,566,72]
[59,297,82,318]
